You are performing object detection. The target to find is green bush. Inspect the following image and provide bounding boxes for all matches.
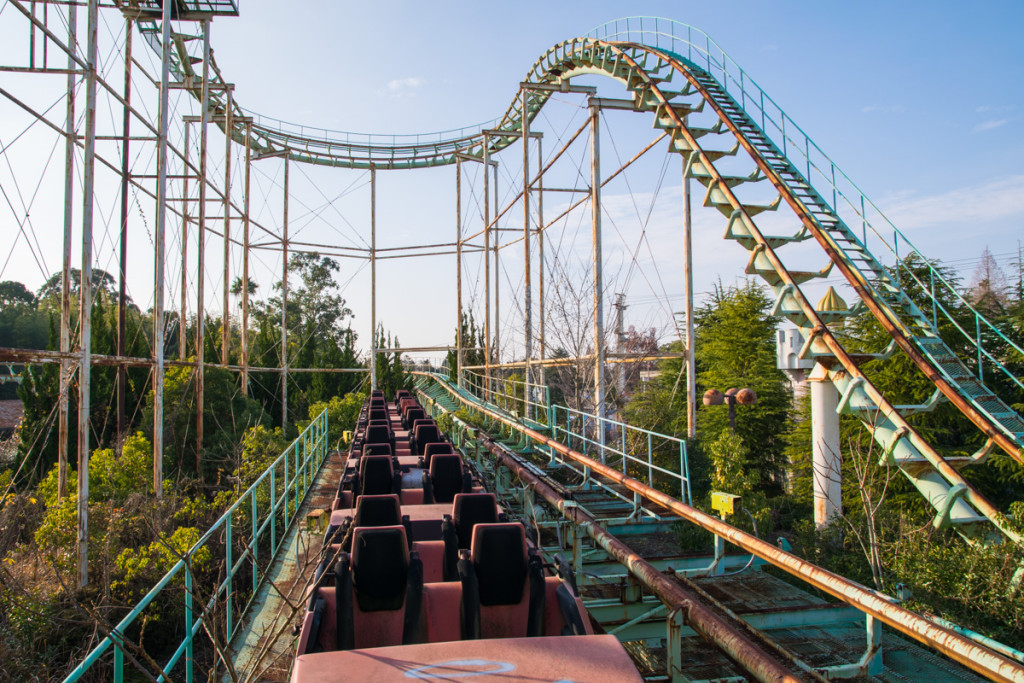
[90,432,153,500]
[112,526,212,600]
[305,391,367,448]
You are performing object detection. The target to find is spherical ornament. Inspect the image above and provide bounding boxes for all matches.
[703,389,724,406]
[735,387,758,405]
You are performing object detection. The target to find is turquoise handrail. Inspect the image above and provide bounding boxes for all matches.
[64,409,329,682]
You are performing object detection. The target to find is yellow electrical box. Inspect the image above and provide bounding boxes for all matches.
[343,430,352,445]
[711,491,741,516]
[306,508,327,534]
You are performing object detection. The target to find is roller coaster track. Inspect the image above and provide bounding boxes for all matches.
[412,371,1024,682]
[133,15,1024,541]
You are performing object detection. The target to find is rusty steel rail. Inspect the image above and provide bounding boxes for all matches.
[417,373,1024,683]
[640,45,1024,466]
[0,347,367,373]
[476,432,819,683]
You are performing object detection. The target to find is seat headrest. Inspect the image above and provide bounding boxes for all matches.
[404,407,427,425]
[354,494,401,528]
[351,526,409,611]
[359,454,392,476]
[423,441,455,467]
[428,454,464,504]
[453,493,498,548]
[470,523,528,606]
[410,417,436,432]
[359,455,394,496]
[362,442,392,457]
[413,423,442,443]
[364,424,392,445]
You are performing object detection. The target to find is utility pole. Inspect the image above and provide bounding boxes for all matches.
[1018,239,1023,302]
[614,293,626,399]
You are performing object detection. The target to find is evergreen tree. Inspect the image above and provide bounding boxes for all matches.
[446,311,485,382]
[694,281,791,494]
[374,327,410,399]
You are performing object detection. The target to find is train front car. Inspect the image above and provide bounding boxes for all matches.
[292,390,642,682]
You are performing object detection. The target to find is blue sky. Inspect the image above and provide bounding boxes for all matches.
[2,1,1022,361]
[210,1,1024,355]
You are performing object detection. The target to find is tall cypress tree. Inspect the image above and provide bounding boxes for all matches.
[694,280,791,493]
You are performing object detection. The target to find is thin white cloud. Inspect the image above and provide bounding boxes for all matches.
[377,76,426,99]
[861,104,905,114]
[883,175,1024,230]
[975,105,1015,114]
[971,118,1009,134]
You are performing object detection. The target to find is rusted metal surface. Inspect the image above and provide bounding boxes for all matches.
[639,44,1022,470]
[478,434,818,683]
[228,450,345,682]
[603,42,1020,541]
[427,375,1024,683]
[589,102,606,443]
[195,19,210,463]
[0,347,367,374]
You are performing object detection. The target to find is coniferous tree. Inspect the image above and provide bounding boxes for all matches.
[694,281,791,494]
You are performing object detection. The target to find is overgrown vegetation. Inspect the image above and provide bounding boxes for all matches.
[1,243,1023,675]
[0,254,378,678]
[600,258,1024,650]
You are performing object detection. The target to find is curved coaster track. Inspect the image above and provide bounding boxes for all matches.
[143,12,1024,540]
[6,5,1020,681]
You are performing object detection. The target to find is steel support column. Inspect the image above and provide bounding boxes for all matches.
[116,17,131,438]
[179,122,190,361]
[522,90,532,418]
[241,121,251,392]
[221,89,232,366]
[370,165,377,391]
[57,0,77,500]
[152,0,173,498]
[76,0,99,588]
[483,134,491,395]
[537,136,546,391]
[281,155,289,426]
[683,162,697,439]
[589,102,606,460]
[195,19,210,467]
[492,161,500,371]
[811,370,842,528]
[455,158,463,388]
